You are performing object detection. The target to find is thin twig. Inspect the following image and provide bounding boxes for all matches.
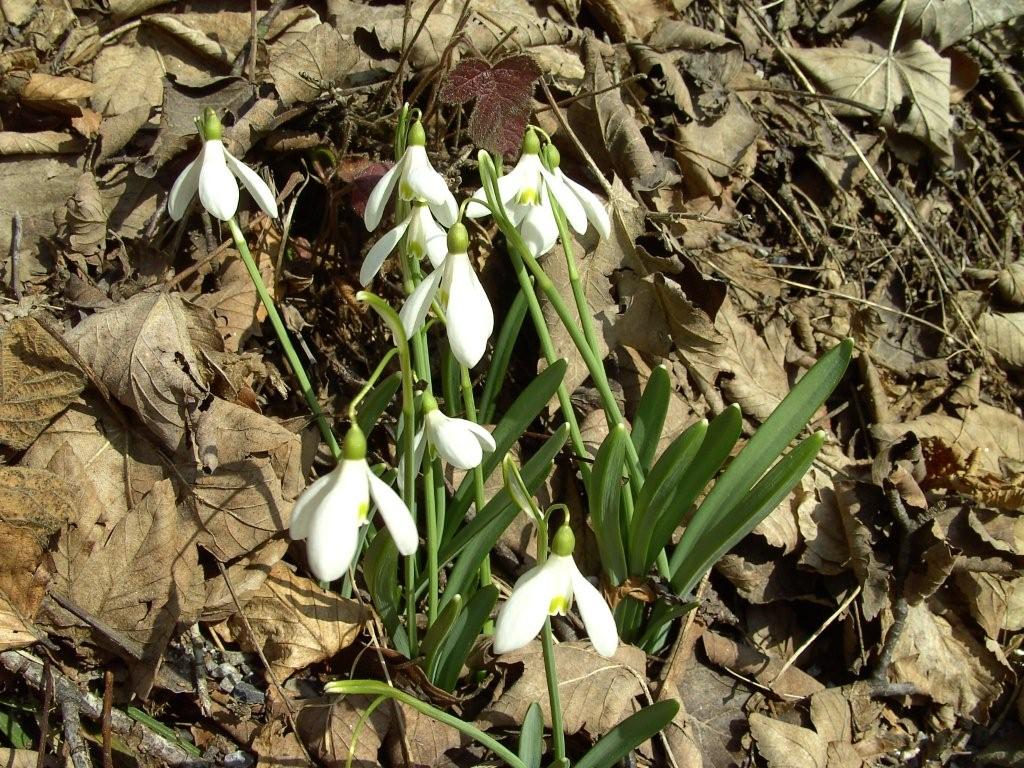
[101,671,113,768]
[871,488,915,681]
[9,211,22,300]
[36,660,52,768]
[771,585,862,686]
[189,624,212,718]
[61,699,93,768]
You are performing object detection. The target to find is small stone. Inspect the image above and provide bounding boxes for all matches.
[222,751,253,768]
[218,677,236,694]
[231,681,265,705]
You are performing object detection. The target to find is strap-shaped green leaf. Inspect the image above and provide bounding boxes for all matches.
[481,287,529,423]
[433,586,498,691]
[355,371,401,436]
[422,595,462,682]
[589,424,629,586]
[669,338,852,591]
[573,699,679,768]
[672,431,825,597]
[443,359,567,542]
[363,531,409,657]
[630,364,670,472]
[516,702,543,768]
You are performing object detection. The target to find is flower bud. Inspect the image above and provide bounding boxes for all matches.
[551,521,575,557]
[201,107,223,141]
[342,424,367,460]
[447,221,470,253]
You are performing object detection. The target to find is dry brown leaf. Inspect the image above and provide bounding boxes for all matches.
[0,131,84,155]
[48,478,204,653]
[384,701,464,766]
[978,311,1024,369]
[251,717,312,768]
[702,630,824,699]
[667,658,751,768]
[0,0,37,26]
[674,96,760,198]
[110,0,175,21]
[221,562,365,681]
[296,695,390,768]
[270,22,359,106]
[955,571,1023,638]
[66,291,221,454]
[90,43,163,117]
[873,0,1024,51]
[750,688,870,768]
[481,642,647,736]
[0,593,36,651]
[63,172,107,255]
[0,466,75,622]
[786,39,952,158]
[749,712,828,768]
[888,598,1008,721]
[203,538,288,622]
[0,317,85,450]
[21,72,94,113]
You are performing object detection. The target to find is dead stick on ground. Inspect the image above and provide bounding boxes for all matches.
[101,671,113,768]
[9,211,22,300]
[61,699,92,768]
[1,650,199,766]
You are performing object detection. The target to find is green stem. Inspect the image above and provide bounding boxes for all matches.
[459,364,493,625]
[325,680,527,768]
[423,454,439,623]
[228,218,340,460]
[541,618,566,765]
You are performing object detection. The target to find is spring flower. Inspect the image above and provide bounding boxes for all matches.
[167,108,278,222]
[467,129,590,256]
[289,425,417,582]
[364,119,458,232]
[419,390,495,470]
[493,522,618,658]
[400,222,493,368]
[360,200,448,285]
[545,144,611,240]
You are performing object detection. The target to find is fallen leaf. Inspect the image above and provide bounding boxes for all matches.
[749,712,827,768]
[0,593,36,651]
[674,96,760,198]
[20,72,94,112]
[977,311,1024,369]
[202,538,289,622]
[481,642,647,736]
[702,630,824,699]
[90,43,164,117]
[296,695,390,768]
[251,717,312,768]
[66,290,222,454]
[955,571,1023,639]
[384,702,464,767]
[786,38,952,158]
[585,0,675,42]
[63,172,108,255]
[872,0,1024,51]
[195,239,276,353]
[270,22,360,107]
[220,562,366,681]
[0,316,85,450]
[0,131,84,155]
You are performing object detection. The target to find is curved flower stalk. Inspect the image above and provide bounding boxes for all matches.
[289,424,417,582]
[360,200,448,285]
[419,390,495,470]
[400,222,493,368]
[168,108,278,222]
[364,119,458,232]
[493,521,618,658]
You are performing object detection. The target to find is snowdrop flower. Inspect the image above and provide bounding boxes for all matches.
[467,129,589,256]
[493,522,618,658]
[400,222,493,368]
[364,119,458,232]
[360,200,448,285]
[167,108,278,222]
[544,144,611,240]
[419,390,495,470]
[289,425,417,582]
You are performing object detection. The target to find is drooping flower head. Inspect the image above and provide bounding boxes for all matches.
[419,389,495,470]
[400,222,493,368]
[289,424,417,582]
[167,108,278,222]
[492,520,618,658]
[360,200,448,285]
[364,119,458,232]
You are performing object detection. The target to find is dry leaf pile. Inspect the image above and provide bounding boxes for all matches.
[0,0,1022,766]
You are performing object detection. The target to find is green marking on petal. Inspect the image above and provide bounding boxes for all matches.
[548,595,568,615]
[357,501,369,521]
[517,187,538,205]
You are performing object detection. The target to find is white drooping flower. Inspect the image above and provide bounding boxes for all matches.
[493,523,618,658]
[419,391,495,470]
[364,119,458,232]
[289,425,417,582]
[467,129,594,256]
[400,222,493,368]
[360,201,448,285]
[167,108,278,222]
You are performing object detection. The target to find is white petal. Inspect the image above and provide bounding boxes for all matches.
[360,215,410,285]
[559,171,611,239]
[406,206,448,268]
[426,411,484,470]
[464,421,496,453]
[542,167,588,235]
[464,187,491,219]
[167,156,200,221]
[492,561,558,654]
[518,204,559,257]
[444,253,493,368]
[502,155,542,205]
[570,564,618,658]
[399,266,443,337]
[401,146,452,216]
[364,160,402,231]
[423,216,448,268]
[288,469,337,541]
[366,468,418,555]
[224,150,278,219]
[197,141,239,221]
[301,459,368,582]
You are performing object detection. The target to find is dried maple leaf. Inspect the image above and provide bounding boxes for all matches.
[440,55,541,155]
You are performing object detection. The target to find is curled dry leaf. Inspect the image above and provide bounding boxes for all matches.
[0,131,84,155]
[63,172,108,255]
[20,72,94,113]
[0,316,85,451]
[481,642,647,736]
[702,630,824,699]
[270,23,359,107]
[219,562,366,681]
[786,39,952,159]
[66,290,222,454]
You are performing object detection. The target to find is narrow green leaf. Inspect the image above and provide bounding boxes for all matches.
[573,700,679,768]
[363,532,410,657]
[589,425,629,585]
[444,360,567,542]
[636,602,695,654]
[434,586,498,691]
[0,704,32,749]
[442,347,462,418]
[355,371,401,436]
[631,364,670,472]
[481,287,529,423]
[517,702,543,768]
[669,338,852,590]
[673,432,825,597]
[423,595,463,682]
